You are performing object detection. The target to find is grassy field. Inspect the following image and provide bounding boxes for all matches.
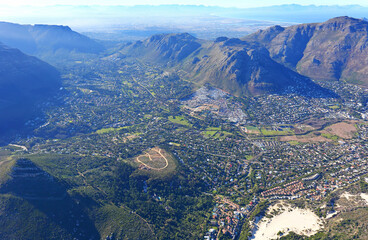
[321,133,339,141]
[288,140,300,145]
[203,130,233,139]
[203,127,233,139]
[206,127,221,131]
[242,126,261,134]
[169,142,181,147]
[168,116,192,127]
[203,130,217,137]
[96,126,127,134]
[245,126,259,131]
[261,128,292,136]
[328,105,340,109]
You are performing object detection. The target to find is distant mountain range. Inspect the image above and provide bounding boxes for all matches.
[2,4,368,41]
[120,33,333,97]
[0,22,104,56]
[2,4,368,24]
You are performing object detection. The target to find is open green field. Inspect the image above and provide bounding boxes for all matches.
[206,127,221,131]
[203,129,233,139]
[328,105,340,109]
[321,133,339,141]
[242,126,260,134]
[168,115,192,127]
[169,142,181,147]
[288,140,300,145]
[96,126,127,134]
[260,128,293,136]
[245,126,259,131]
[203,130,217,137]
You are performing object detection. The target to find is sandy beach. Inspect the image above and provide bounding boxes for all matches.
[251,204,322,239]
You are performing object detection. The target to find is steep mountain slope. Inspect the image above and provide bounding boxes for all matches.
[0,43,60,132]
[123,33,202,64]
[244,16,368,86]
[0,158,100,239]
[121,34,333,97]
[182,38,330,96]
[0,158,66,199]
[0,154,156,240]
[0,22,104,56]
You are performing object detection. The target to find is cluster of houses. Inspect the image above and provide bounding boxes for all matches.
[204,196,258,240]
[260,180,306,198]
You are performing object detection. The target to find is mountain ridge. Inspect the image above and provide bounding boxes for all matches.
[0,43,61,132]
[120,32,334,97]
[244,16,368,86]
[0,21,104,56]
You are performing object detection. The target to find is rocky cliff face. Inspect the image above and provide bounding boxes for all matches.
[244,16,368,85]
[182,38,331,96]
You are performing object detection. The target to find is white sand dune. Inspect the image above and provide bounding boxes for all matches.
[342,192,355,200]
[342,192,368,205]
[360,193,368,204]
[252,205,322,240]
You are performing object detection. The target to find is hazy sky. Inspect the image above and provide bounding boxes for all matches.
[0,0,367,7]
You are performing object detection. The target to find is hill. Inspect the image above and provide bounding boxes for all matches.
[123,33,203,64]
[0,43,61,132]
[0,22,104,56]
[0,158,99,239]
[0,155,156,240]
[121,33,334,97]
[0,158,66,199]
[244,16,368,86]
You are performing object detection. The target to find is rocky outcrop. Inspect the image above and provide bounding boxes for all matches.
[244,16,368,85]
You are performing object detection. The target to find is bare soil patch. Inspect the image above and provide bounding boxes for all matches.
[323,122,357,139]
[280,135,331,143]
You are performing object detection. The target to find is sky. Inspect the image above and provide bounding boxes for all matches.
[0,0,367,8]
